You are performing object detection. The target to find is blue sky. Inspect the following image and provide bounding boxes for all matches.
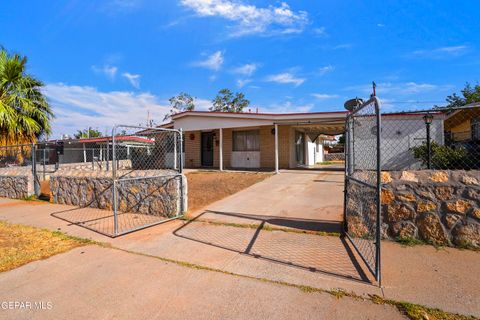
[2,0,479,137]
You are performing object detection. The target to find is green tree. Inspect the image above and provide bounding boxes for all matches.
[437,82,480,109]
[163,92,195,121]
[211,88,249,112]
[0,48,53,145]
[74,128,102,139]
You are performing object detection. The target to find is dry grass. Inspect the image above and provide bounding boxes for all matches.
[186,171,272,213]
[0,221,91,272]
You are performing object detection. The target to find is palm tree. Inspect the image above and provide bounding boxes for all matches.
[0,48,53,146]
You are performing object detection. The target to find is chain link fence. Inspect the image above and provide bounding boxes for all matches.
[0,126,185,237]
[344,97,382,283]
[382,103,480,171]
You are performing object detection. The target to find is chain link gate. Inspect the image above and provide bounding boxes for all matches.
[46,125,185,237]
[110,125,185,236]
[344,96,382,284]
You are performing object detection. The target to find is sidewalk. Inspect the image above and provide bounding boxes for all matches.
[0,198,479,317]
[0,245,405,320]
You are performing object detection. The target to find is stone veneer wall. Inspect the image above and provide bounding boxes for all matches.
[325,153,345,161]
[381,170,480,248]
[50,170,187,217]
[0,167,35,199]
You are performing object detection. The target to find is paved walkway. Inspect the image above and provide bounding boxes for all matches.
[0,169,479,317]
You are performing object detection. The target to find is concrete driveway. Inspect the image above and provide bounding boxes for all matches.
[194,167,345,233]
[1,167,479,317]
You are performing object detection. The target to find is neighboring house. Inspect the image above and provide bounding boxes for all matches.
[161,111,347,171]
[377,113,444,170]
[444,104,480,142]
[37,136,155,166]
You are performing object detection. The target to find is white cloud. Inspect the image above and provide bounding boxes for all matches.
[377,23,385,27]
[312,27,326,35]
[92,65,118,80]
[265,72,305,86]
[311,93,339,100]
[232,63,258,76]
[401,82,437,94]
[317,65,334,76]
[261,101,313,113]
[412,45,468,58]
[194,51,224,71]
[344,82,453,96]
[332,43,352,50]
[43,83,171,138]
[180,0,309,37]
[195,98,213,111]
[236,79,252,88]
[101,0,142,14]
[122,72,141,88]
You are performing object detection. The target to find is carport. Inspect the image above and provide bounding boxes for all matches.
[162,110,348,172]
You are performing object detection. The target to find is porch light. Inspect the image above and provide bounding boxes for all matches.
[423,113,433,169]
[423,113,433,125]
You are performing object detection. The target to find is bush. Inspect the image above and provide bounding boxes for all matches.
[411,141,469,169]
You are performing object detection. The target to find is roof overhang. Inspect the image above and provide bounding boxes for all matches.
[169,111,348,131]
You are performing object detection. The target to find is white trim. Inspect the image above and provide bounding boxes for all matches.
[219,128,223,171]
[171,111,348,122]
[274,123,279,174]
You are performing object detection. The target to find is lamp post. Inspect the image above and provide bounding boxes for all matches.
[423,113,434,169]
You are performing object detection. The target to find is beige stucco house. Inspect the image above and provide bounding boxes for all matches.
[161,110,348,172]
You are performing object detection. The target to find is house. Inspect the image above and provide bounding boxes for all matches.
[162,110,446,172]
[444,103,480,142]
[161,111,347,172]
[378,112,444,170]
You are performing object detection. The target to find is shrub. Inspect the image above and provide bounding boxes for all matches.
[411,141,469,169]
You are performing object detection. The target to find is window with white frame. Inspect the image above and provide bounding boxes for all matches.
[232,130,260,151]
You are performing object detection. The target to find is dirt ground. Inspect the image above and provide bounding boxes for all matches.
[185,171,272,213]
[40,180,50,197]
[0,221,89,272]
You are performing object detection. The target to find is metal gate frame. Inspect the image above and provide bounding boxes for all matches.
[344,96,382,284]
[111,124,185,237]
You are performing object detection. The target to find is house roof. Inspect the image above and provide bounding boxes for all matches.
[170,110,349,121]
[164,110,348,132]
[79,136,155,144]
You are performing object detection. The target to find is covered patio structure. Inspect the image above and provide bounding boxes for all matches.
[162,111,347,172]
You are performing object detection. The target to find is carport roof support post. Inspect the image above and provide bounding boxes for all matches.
[275,123,279,174]
[219,128,223,171]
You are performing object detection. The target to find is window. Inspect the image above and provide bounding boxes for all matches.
[233,130,260,151]
[472,117,480,141]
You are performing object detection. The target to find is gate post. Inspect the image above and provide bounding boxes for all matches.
[374,97,382,286]
[112,126,118,236]
[31,143,39,196]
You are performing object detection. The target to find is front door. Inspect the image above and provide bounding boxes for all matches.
[201,132,214,166]
[295,130,305,165]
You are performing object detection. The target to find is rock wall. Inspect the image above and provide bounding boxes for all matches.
[347,170,480,248]
[50,170,187,217]
[0,167,35,199]
[0,175,34,199]
[325,153,345,161]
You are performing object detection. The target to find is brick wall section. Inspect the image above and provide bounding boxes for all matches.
[213,129,219,168]
[184,125,291,169]
[222,128,233,168]
[260,125,290,168]
[184,131,201,168]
